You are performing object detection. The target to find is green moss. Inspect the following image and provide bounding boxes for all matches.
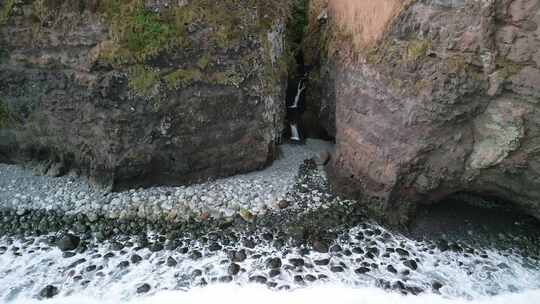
[404,39,430,62]
[98,0,276,65]
[0,0,14,25]
[496,56,523,78]
[164,68,203,89]
[197,54,211,70]
[128,65,160,95]
[208,70,245,87]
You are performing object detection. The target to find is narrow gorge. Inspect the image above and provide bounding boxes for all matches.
[0,0,540,303]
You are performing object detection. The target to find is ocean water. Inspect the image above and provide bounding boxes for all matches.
[1,222,539,304]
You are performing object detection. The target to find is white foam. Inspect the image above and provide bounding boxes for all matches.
[13,284,540,304]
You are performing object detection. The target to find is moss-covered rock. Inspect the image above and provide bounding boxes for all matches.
[0,0,291,190]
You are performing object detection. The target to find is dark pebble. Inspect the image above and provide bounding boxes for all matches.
[228,263,241,275]
[190,250,202,260]
[56,234,80,251]
[137,283,151,294]
[289,258,305,267]
[355,267,370,274]
[387,265,398,274]
[266,257,282,269]
[131,254,143,264]
[149,243,164,252]
[269,269,281,277]
[395,248,409,256]
[403,259,418,270]
[330,266,344,272]
[249,275,267,284]
[39,285,59,298]
[208,243,222,252]
[314,259,330,266]
[167,257,177,267]
[117,261,130,268]
[63,252,76,258]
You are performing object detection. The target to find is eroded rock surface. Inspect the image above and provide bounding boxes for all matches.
[0,0,288,190]
[322,0,540,224]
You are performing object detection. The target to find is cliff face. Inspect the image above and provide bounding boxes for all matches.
[0,0,288,190]
[323,0,540,224]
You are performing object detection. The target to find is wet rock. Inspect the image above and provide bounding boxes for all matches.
[367,247,379,256]
[85,265,97,272]
[314,259,330,266]
[229,250,247,262]
[305,274,317,282]
[329,245,342,253]
[243,239,256,249]
[293,275,305,284]
[228,263,241,275]
[269,269,281,277]
[278,200,290,209]
[266,281,278,288]
[262,233,273,241]
[117,261,130,268]
[437,239,449,252]
[219,275,233,283]
[395,248,409,256]
[352,247,364,254]
[131,254,143,264]
[149,243,164,252]
[111,242,124,251]
[432,281,444,291]
[208,243,222,252]
[56,234,80,251]
[249,275,267,284]
[266,257,282,269]
[190,250,202,260]
[137,283,151,294]
[39,285,59,299]
[355,267,370,274]
[387,265,398,274]
[403,259,418,270]
[63,251,76,258]
[330,266,344,272]
[191,269,203,279]
[68,258,86,269]
[289,258,305,267]
[167,256,177,267]
[104,252,115,259]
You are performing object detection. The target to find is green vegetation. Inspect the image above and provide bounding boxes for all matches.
[0,0,14,25]
[403,39,430,62]
[128,65,160,95]
[496,56,523,78]
[97,0,278,65]
[164,68,203,89]
[90,0,292,96]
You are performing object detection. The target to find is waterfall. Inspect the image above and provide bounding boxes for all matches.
[289,80,305,109]
[290,124,301,142]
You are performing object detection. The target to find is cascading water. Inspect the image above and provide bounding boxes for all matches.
[289,80,306,109]
[286,77,307,144]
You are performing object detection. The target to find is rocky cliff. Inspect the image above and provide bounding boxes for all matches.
[320,0,540,224]
[0,0,289,190]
